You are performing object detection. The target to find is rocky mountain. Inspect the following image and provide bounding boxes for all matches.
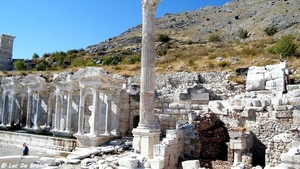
[85,0,300,53]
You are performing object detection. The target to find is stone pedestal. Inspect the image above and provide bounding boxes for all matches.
[132,128,160,159]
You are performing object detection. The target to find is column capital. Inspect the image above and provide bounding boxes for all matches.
[142,0,161,13]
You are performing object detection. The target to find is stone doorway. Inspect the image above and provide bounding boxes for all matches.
[133,115,139,129]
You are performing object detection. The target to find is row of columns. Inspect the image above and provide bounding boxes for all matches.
[1,91,25,127]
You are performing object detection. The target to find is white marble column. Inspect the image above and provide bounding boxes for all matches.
[138,0,161,129]
[47,93,54,128]
[60,92,66,131]
[88,88,99,136]
[77,87,85,135]
[25,90,33,128]
[132,0,161,159]
[111,90,121,135]
[7,92,16,126]
[34,91,42,129]
[1,91,8,125]
[104,92,112,135]
[65,90,73,132]
[53,91,62,131]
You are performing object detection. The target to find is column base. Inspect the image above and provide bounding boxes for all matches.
[74,133,118,147]
[132,128,160,159]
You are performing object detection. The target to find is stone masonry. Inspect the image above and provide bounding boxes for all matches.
[1,62,300,168]
[0,34,15,71]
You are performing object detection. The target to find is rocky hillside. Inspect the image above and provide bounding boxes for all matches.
[85,0,300,53]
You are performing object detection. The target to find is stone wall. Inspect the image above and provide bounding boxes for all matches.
[0,34,15,71]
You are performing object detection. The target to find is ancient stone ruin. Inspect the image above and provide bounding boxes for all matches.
[0,34,15,71]
[0,62,299,168]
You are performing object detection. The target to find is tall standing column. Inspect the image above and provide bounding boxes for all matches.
[76,87,85,135]
[132,0,161,159]
[34,91,42,129]
[1,91,8,126]
[25,90,33,128]
[104,92,112,135]
[65,90,73,132]
[138,0,161,129]
[53,91,62,131]
[8,92,16,126]
[92,88,100,136]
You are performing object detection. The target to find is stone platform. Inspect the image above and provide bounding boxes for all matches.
[0,130,76,152]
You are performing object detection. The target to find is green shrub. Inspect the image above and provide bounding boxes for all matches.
[237,28,250,39]
[217,61,230,68]
[157,34,170,43]
[268,35,298,58]
[36,59,50,71]
[264,26,278,36]
[122,55,141,64]
[186,40,193,45]
[208,34,221,42]
[14,60,27,71]
[102,55,122,65]
[156,46,168,56]
[71,58,85,67]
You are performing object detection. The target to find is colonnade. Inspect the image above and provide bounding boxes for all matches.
[0,67,125,144]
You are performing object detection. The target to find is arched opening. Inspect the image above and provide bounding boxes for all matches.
[133,115,139,128]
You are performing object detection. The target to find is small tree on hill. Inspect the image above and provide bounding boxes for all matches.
[237,28,250,39]
[32,53,40,59]
[264,26,278,36]
[156,33,170,43]
[268,35,298,59]
[14,60,27,71]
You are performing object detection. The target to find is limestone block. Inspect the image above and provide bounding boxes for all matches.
[169,103,179,109]
[228,99,241,106]
[169,154,177,168]
[118,157,139,169]
[228,128,245,139]
[191,104,199,109]
[272,133,292,143]
[163,138,178,145]
[261,99,271,107]
[266,78,285,91]
[180,109,188,114]
[293,109,300,117]
[159,114,171,121]
[120,103,129,110]
[274,105,287,111]
[231,106,245,111]
[252,99,262,107]
[272,99,282,106]
[179,93,188,100]
[275,111,292,118]
[292,89,300,97]
[163,108,173,114]
[170,144,178,156]
[191,93,209,101]
[230,139,246,150]
[181,160,200,169]
[166,129,178,139]
[288,97,300,105]
[154,144,160,156]
[151,158,164,169]
[246,74,266,91]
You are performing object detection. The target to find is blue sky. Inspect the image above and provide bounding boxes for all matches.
[0,0,230,60]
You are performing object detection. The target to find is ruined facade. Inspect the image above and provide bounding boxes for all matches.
[0,62,300,168]
[0,34,15,71]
